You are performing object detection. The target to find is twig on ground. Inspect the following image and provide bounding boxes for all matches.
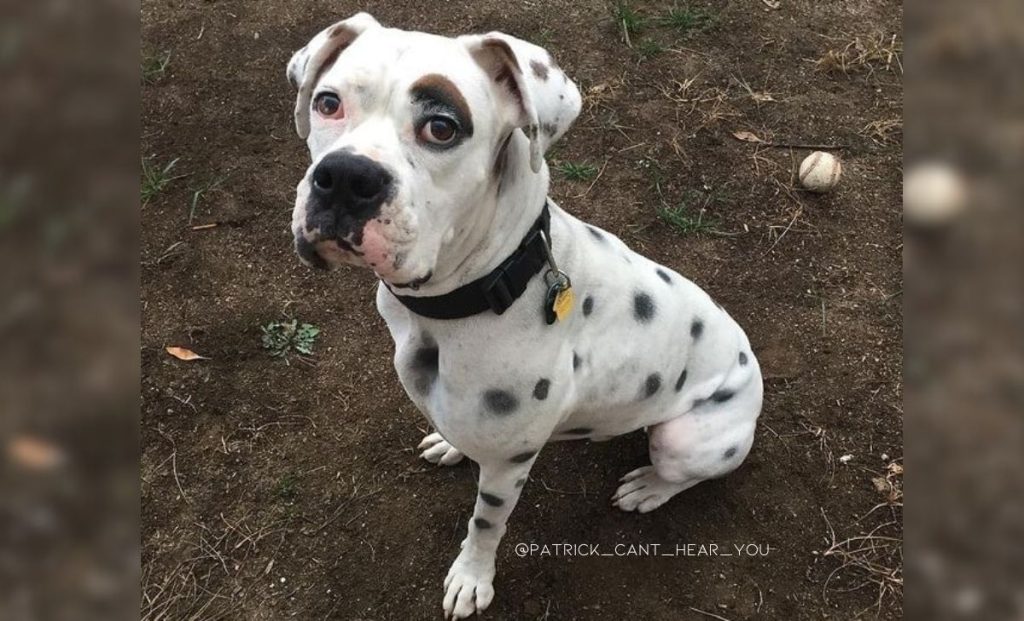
[689,607,734,621]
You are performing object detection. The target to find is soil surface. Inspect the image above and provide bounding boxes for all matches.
[141,1,903,619]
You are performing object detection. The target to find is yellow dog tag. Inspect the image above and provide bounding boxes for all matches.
[553,286,575,322]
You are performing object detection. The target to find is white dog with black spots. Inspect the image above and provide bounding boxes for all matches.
[287,13,762,619]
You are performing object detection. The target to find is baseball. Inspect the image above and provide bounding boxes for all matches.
[903,162,966,227]
[799,151,842,193]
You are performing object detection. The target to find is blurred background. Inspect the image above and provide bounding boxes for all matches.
[0,0,1021,618]
[0,0,139,619]
[904,0,1024,619]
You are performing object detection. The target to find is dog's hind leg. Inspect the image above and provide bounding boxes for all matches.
[614,371,762,513]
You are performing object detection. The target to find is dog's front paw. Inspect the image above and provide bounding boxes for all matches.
[417,432,465,466]
[442,548,495,619]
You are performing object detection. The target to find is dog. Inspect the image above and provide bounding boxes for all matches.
[287,13,763,619]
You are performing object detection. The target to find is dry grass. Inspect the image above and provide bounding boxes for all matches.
[141,516,287,621]
[816,33,903,76]
[818,461,904,617]
[861,118,903,145]
[656,78,739,130]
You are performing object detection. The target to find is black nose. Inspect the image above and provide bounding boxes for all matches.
[310,151,392,213]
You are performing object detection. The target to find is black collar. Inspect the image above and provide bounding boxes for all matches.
[385,203,551,320]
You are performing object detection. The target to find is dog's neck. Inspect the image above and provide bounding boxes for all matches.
[403,133,549,298]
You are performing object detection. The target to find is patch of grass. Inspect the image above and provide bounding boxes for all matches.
[635,157,666,196]
[613,2,645,38]
[656,188,728,235]
[554,161,599,181]
[275,473,298,502]
[657,5,716,35]
[188,174,228,224]
[533,28,555,48]
[636,38,666,60]
[141,157,183,206]
[141,51,171,85]
[261,319,321,357]
[656,203,719,235]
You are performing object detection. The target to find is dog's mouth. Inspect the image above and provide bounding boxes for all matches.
[295,234,360,270]
[295,231,433,290]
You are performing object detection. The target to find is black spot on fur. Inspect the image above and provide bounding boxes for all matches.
[573,352,582,371]
[410,335,439,395]
[582,296,594,317]
[710,389,735,403]
[510,450,536,464]
[634,292,655,323]
[483,389,519,415]
[656,268,672,284]
[587,226,606,242]
[642,373,662,399]
[674,369,688,392]
[479,492,504,507]
[739,352,749,366]
[690,319,704,339]
[564,427,592,435]
[474,518,493,529]
[515,477,527,488]
[724,447,738,459]
[533,379,551,400]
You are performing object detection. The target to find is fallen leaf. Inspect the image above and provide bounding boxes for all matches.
[888,462,903,475]
[761,0,781,9]
[871,476,890,494]
[732,130,764,143]
[751,92,777,103]
[166,346,208,361]
[8,436,64,470]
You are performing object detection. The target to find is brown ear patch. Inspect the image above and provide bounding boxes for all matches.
[313,46,343,87]
[328,24,352,39]
[311,25,361,87]
[478,38,526,111]
[529,59,549,81]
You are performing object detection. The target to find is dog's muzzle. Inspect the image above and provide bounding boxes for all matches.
[298,151,393,267]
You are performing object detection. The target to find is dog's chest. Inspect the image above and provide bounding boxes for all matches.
[377,280,566,453]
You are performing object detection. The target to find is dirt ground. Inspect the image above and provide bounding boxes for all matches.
[141,1,903,619]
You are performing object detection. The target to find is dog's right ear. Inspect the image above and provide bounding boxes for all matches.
[286,12,381,139]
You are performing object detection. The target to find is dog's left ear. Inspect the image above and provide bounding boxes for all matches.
[287,12,381,139]
[462,33,582,174]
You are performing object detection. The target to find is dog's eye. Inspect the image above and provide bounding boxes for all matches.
[419,117,458,145]
[314,93,344,119]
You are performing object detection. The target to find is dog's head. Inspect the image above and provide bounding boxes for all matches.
[287,13,581,287]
